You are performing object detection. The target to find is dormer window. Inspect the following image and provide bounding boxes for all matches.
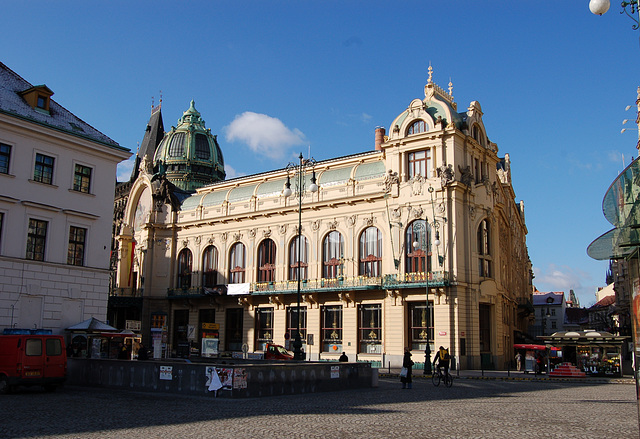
[407,120,427,136]
[19,85,53,114]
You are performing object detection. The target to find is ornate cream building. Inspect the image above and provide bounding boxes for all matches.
[113,69,533,369]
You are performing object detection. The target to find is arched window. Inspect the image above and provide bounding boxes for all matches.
[359,227,382,277]
[472,124,485,146]
[257,239,276,282]
[405,220,431,275]
[289,235,308,281]
[229,242,246,283]
[202,245,218,288]
[168,132,186,157]
[407,120,427,135]
[323,231,344,279]
[194,133,210,160]
[177,248,192,288]
[478,219,492,277]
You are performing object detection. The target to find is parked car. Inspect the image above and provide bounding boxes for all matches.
[0,334,67,393]
[264,343,294,360]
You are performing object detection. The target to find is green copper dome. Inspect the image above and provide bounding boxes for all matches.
[153,100,225,191]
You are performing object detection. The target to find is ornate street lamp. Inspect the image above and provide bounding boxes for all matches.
[283,153,318,361]
[589,0,640,29]
[411,186,442,375]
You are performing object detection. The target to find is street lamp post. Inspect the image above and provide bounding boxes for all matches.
[283,153,318,361]
[411,187,442,375]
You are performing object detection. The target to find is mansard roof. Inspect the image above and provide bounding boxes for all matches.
[0,62,124,149]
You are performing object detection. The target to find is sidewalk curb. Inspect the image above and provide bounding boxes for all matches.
[379,372,634,384]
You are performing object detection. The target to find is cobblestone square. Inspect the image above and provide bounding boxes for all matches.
[1,377,637,438]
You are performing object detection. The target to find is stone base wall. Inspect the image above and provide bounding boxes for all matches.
[67,358,375,398]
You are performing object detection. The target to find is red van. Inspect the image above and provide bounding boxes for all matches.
[0,335,67,393]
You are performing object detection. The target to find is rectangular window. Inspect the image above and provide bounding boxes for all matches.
[408,150,431,179]
[151,313,167,329]
[255,308,274,351]
[0,143,10,174]
[286,306,307,346]
[46,338,62,356]
[409,302,433,351]
[34,153,54,184]
[26,218,47,261]
[73,164,92,193]
[321,305,343,352]
[26,338,43,356]
[67,226,87,266]
[358,304,381,354]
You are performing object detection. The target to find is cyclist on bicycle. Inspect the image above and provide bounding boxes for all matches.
[433,346,450,377]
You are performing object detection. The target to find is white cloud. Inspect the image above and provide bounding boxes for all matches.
[224,112,306,161]
[533,263,599,307]
[116,157,135,182]
[224,164,244,180]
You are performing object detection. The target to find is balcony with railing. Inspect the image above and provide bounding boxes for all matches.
[167,285,227,299]
[251,275,382,295]
[383,271,450,289]
[162,271,451,299]
[110,287,143,297]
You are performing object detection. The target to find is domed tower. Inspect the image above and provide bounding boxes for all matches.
[153,100,225,192]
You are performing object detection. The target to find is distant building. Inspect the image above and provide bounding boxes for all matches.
[0,62,131,334]
[588,294,617,333]
[532,291,565,336]
[112,69,533,369]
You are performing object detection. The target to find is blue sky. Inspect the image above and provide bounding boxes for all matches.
[4,1,640,306]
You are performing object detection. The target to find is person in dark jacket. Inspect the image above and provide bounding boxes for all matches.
[137,343,149,361]
[401,347,414,389]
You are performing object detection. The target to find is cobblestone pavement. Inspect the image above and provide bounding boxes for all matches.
[2,377,637,439]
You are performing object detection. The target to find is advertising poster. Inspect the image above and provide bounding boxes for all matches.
[206,367,234,393]
[233,368,247,389]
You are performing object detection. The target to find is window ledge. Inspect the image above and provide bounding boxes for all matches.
[0,172,15,179]
[28,179,57,188]
[68,188,95,197]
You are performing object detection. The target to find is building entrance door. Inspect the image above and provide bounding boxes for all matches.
[225,308,243,351]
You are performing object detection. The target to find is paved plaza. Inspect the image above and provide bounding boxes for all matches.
[1,376,637,438]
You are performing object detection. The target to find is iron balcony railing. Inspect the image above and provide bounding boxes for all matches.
[252,275,383,294]
[163,271,451,298]
[109,287,143,297]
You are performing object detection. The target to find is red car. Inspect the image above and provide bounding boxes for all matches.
[264,344,293,360]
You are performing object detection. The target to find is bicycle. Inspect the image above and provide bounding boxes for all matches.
[431,366,453,387]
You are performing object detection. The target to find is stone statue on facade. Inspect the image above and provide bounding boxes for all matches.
[437,164,454,188]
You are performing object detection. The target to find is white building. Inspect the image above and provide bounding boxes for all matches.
[0,62,131,334]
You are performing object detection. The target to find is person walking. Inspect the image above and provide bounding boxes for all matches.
[515,352,522,371]
[401,347,414,389]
